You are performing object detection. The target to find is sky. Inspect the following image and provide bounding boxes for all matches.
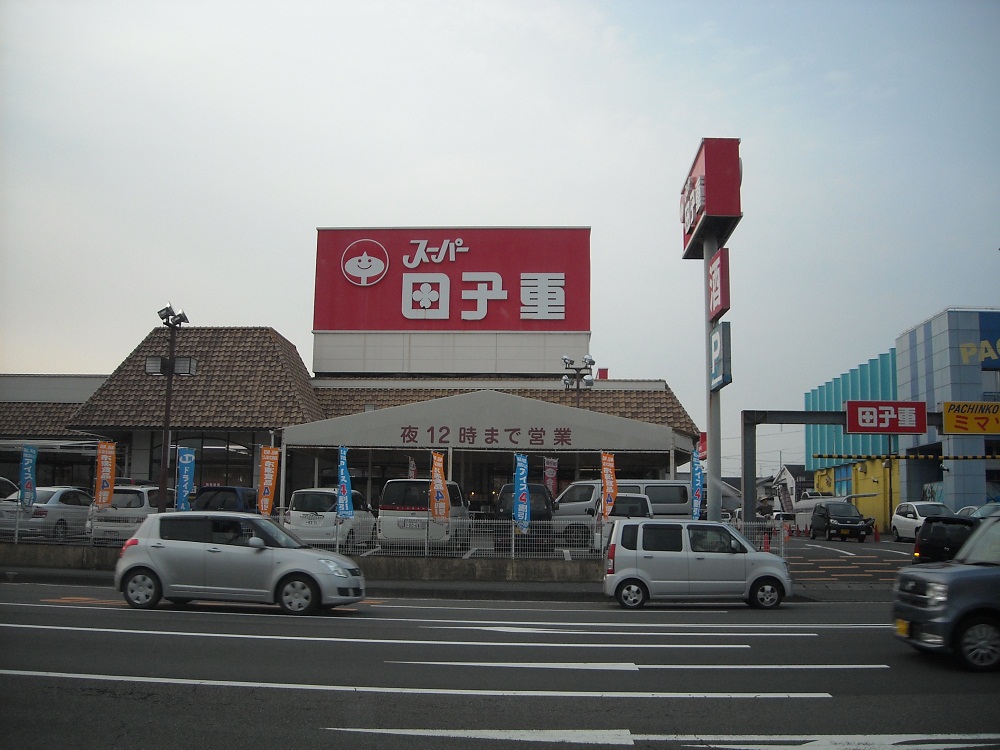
[1,0,998,476]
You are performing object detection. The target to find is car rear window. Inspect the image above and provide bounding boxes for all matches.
[644,485,688,505]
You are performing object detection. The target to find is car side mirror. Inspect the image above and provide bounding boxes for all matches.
[553,500,559,511]
[248,536,266,549]
[730,539,744,553]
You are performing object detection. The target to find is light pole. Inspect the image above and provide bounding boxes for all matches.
[561,354,595,408]
[147,303,190,513]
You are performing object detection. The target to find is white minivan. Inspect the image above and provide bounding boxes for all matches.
[283,487,375,552]
[376,479,470,551]
[603,518,793,609]
[553,479,692,547]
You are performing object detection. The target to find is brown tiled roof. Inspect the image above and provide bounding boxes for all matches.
[313,381,699,437]
[0,402,91,439]
[69,327,325,431]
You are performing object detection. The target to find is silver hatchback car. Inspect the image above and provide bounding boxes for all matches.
[604,518,793,609]
[115,511,365,614]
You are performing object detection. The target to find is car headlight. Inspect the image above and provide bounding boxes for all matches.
[926,582,948,606]
[319,559,349,577]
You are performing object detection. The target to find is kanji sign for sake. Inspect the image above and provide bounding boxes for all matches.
[845,401,928,434]
[314,227,590,332]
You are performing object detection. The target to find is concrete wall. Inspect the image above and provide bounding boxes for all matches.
[0,542,603,583]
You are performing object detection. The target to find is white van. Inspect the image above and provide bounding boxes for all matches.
[376,479,470,551]
[553,479,692,547]
[283,487,375,552]
[603,518,793,609]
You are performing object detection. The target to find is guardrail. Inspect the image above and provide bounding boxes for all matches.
[0,515,789,559]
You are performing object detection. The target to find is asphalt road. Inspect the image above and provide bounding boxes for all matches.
[2,577,999,749]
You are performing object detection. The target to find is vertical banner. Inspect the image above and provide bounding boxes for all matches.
[19,445,38,509]
[513,453,531,533]
[94,442,117,509]
[543,457,558,498]
[257,446,280,515]
[429,451,450,523]
[408,455,417,479]
[691,451,704,519]
[601,452,617,520]
[337,446,355,518]
[175,447,196,511]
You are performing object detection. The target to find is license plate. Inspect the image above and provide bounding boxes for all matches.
[399,518,426,530]
[895,619,910,637]
[302,518,319,525]
[839,529,849,536]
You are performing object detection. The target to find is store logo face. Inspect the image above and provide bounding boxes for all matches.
[341,239,389,287]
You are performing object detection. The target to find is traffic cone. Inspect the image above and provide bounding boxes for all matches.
[874,525,880,543]
[763,533,770,552]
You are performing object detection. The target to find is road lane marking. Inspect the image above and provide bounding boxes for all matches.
[0,623,749,648]
[0,670,829,699]
[426,625,817,637]
[390,661,889,670]
[324,729,1000,747]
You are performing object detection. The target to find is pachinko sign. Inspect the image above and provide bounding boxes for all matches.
[429,451,450,523]
[314,227,591,332]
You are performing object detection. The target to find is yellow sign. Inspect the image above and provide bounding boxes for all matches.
[942,402,1000,435]
[430,452,450,522]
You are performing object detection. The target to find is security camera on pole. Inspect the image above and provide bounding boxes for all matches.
[679,139,742,522]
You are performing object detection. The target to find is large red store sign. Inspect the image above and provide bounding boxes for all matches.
[845,400,928,435]
[314,227,591,332]
[680,138,742,260]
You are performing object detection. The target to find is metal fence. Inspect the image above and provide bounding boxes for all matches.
[0,512,790,560]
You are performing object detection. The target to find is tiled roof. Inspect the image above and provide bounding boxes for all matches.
[68,327,325,431]
[0,402,91,439]
[312,381,699,437]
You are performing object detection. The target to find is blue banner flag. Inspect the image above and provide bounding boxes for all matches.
[175,447,196,511]
[19,445,38,509]
[337,446,354,518]
[691,452,704,520]
[513,453,530,533]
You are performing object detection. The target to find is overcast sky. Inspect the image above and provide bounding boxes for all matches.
[1,0,997,475]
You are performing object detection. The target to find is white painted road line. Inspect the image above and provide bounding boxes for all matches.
[0,670,830,699]
[391,661,890,671]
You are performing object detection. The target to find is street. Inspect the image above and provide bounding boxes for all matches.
[1,571,999,749]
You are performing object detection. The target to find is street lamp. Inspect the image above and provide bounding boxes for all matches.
[146,303,192,513]
[561,353,596,408]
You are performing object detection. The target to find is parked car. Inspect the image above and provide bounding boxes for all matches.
[891,502,956,542]
[596,493,654,550]
[0,486,94,541]
[809,501,873,542]
[192,485,259,513]
[115,511,365,614]
[283,487,375,551]
[0,477,17,498]
[893,514,1000,671]
[87,485,175,545]
[603,518,793,610]
[912,515,978,564]
[956,503,1000,519]
[492,482,557,545]
[376,478,470,550]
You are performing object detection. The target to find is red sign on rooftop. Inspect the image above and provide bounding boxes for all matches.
[845,400,928,435]
[680,138,743,260]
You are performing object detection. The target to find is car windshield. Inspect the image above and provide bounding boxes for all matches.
[291,492,337,513]
[251,518,308,549]
[954,518,1000,565]
[971,503,1000,518]
[610,497,648,516]
[827,502,862,517]
[915,503,954,517]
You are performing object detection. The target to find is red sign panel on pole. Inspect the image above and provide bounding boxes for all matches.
[708,247,730,322]
[680,138,742,259]
[314,227,590,333]
[845,401,928,434]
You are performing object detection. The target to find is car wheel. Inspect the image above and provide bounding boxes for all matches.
[615,580,647,609]
[955,616,1000,672]
[809,527,816,540]
[748,577,783,609]
[858,535,866,543]
[123,568,162,609]
[565,525,590,548]
[277,574,320,615]
[892,527,901,542]
[53,520,69,542]
[825,526,833,541]
[912,526,920,542]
